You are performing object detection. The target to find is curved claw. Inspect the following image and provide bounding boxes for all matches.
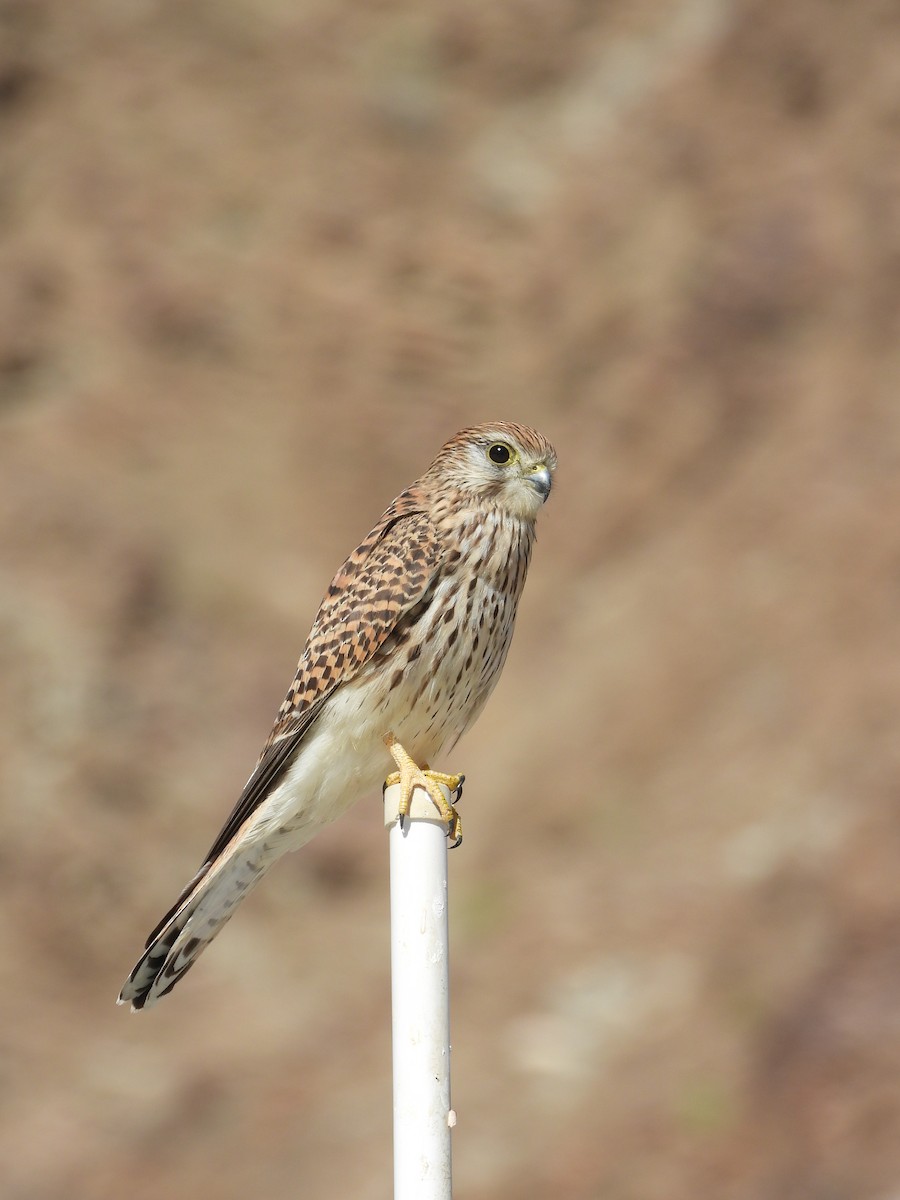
[447,775,464,847]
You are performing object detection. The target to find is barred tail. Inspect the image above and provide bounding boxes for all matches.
[118,848,265,1011]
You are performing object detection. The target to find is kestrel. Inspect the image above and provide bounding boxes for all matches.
[119,422,556,1010]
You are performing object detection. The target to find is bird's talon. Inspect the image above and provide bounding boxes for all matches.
[384,733,465,837]
[447,813,463,849]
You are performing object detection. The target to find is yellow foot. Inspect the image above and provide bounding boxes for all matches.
[383,732,464,848]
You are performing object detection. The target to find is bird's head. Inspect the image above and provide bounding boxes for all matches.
[425,422,557,520]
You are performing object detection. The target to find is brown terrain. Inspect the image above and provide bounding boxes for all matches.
[2,1,900,1197]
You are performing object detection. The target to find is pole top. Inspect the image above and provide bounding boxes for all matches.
[383,781,455,828]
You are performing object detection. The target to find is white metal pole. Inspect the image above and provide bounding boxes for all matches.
[383,780,455,1200]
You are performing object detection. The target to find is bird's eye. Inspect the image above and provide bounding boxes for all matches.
[488,443,512,465]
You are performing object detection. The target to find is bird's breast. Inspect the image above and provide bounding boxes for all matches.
[361,513,534,762]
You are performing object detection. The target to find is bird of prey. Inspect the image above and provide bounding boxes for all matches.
[119,422,556,1010]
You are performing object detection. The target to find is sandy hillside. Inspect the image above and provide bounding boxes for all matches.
[2,2,900,1197]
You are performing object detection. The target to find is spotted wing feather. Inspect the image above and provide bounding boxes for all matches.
[200,493,441,866]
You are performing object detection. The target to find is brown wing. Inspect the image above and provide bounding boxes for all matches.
[196,494,442,870]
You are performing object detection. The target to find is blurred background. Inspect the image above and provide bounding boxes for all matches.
[2,1,900,1197]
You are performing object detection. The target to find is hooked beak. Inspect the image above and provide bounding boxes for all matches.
[527,463,552,500]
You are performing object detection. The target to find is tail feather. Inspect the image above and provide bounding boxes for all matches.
[118,848,265,1011]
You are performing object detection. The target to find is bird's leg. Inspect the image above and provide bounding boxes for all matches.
[383,732,464,848]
